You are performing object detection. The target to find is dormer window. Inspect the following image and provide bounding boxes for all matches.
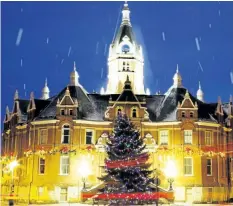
[61,109,65,116]
[182,111,186,118]
[190,112,194,118]
[69,109,73,116]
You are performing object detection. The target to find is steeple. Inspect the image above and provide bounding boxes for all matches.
[41,78,50,100]
[173,64,182,88]
[106,2,145,95]
[196,81,204,102]
[121,1,131,26]
[70,61,79,86]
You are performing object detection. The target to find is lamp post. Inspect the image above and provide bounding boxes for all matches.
[9,160,19,193]
[164,160,177,191]
[78,157,91,191]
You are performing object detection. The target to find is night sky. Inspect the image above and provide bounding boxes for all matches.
[1,1,233,124]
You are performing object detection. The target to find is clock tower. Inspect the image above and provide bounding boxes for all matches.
[106,2,145,95]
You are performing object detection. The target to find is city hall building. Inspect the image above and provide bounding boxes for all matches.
[1,2,233,204]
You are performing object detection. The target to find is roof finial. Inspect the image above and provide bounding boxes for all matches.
[197,81,204,102]
[230,95,232,103]
[173,64,182,88]
[41,78,50,100]
[70,62,79,86]
[65,86,70,96]
[30,91,34,100]
[14,89,19,100]
[126,75,129,82]
[121,0,131,26]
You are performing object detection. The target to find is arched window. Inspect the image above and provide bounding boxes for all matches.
[61,125,70,144]
[182,111,186,118]
[132,108,137,118]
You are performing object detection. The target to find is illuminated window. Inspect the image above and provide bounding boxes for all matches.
[184,130,192,144]
[60,156,69,175]
[184,157,193,175]
[38,158,45,174]
[160,131,168,145]
[207,159,212,176]
[182,111,186,118]
[132,108,137,118]
[39,129,47,145]
[61,125,70,144]
[86,130,93,145]
[60,109,65,115]
[38,187,44,198]
[205,131,212,145]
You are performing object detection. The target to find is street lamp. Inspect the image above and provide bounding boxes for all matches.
[8,160,19,193]
[164,160,177,191]
[77,157,91,190]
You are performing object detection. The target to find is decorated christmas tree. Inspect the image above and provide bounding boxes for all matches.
[96,113,157,205]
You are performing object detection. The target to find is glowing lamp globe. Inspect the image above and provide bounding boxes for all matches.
[9,160,19,171]
[164,160,177,178]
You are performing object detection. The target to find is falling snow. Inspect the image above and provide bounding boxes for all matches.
[230,72,233,84]
[68,46,72,57]
[209,24,212,28]
[198,61,204,72]
[21,8,23,12]
[104,44,107,56]
[218,10,221,16]
[96,42,99,54]
[16,28,23,46]
[61,59,64,64]
[21,58,23,67]
[162,32,166,41]
[101,68,103,79]
[24,84,26,90]
[47,38,49,44]
[195,37,200,51]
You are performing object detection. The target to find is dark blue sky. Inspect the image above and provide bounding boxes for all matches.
[1,1,233,122]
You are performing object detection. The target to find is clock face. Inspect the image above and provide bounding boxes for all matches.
[122,44,130,53]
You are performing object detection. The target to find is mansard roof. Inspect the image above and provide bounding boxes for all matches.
[6,85,229,124]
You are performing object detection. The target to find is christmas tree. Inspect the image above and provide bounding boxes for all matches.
[96,113,157,205]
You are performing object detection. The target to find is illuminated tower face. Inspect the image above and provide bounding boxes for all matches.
[106,2,145,95]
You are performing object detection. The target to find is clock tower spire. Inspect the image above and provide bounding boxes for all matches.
[106,2,145,95]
